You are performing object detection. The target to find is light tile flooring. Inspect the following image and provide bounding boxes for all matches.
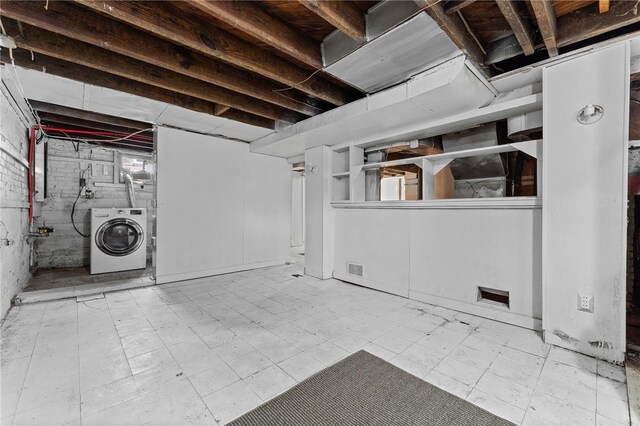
[1,262,629,425]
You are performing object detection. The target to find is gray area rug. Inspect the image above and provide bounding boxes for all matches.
[228,350,514,426]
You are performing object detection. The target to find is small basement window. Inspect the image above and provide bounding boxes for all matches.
[118,152,155,183]
[477,286,510,309]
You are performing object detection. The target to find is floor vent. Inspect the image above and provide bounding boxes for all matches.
[347,262,364,277]
[477,286,510,309]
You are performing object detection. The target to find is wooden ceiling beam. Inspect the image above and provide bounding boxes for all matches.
[495,0,536,56]
[43,124,154,151]
[189,0,322,69]
[37,112,154,140]
[556,0,640,46]
[0,1,320,117]
[2,19,301,123]
[488,1,640,63]
[444,0,479,15]
[29,100,150,131]
[413,0,489,75]
[531,0,559,57]
[74,0,353,106]
[297,0,366,42]
[2,51,275,130]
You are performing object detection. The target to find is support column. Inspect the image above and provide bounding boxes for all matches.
[304,146,335,279]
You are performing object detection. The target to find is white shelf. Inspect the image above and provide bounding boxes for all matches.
[362,140,541,171]
[332,197,542,209]
[326,94,542,153]
[332,172,350,178]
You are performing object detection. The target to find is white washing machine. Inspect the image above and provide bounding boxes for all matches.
[91,207,147,274]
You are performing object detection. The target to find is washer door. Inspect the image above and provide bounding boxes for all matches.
[96,218,144,257]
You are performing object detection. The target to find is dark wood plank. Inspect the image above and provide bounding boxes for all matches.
[556,0,640,46]
[190,0,322,69]
[297,0,366,42]
[74,0,354,106]
[553,0,596,17]
[0,0,320,117]
[531,0,559,57]
[2,51,275,129]
[444,0,479,15]
[214,105,232,116]
[495,0,536,55]
[42,123,154,151]
[1,19,301,123]
[489,1,640,63]
[29,100,151,131]
[413,0,490,75]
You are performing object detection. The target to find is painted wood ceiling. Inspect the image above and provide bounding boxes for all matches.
[1,0,638,133]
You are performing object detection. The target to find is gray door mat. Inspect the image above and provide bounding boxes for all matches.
[228,350,514,426]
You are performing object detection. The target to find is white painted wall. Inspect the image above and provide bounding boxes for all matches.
[155,127,290,284]
[291,172,304,247]
[542,44,629,363]
[334,204,542,329]
[305,146,334,279]
[334,208,410,296]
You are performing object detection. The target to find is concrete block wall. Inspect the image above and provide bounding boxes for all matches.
[35,139,154,268]
[0,87,32,319]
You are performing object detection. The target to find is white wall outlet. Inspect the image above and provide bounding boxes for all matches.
[577,293,594,312]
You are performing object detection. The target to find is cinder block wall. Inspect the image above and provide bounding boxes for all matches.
[0,88,32,318]
[35,139,154,269]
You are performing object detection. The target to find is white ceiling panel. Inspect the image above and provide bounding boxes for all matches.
[10,67,85,109]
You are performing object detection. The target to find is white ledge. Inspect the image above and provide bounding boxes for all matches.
[331,197,541,209]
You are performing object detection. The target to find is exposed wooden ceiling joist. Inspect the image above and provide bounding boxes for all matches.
[2,19,302,123]
[488,1,640,63]
[29,100,150,131]
[189,0,323,69]
[2,51,275,129]
[43,123,154,151]
[297,0,367,42]
[531,0,559,57]
[553,0,596,17]
[0,1,321,118]
[37,111,153,138]
[495,0,536,56]
[413,0,490,76]
[74,0,353,106]
[556,0,640,46]
[444,0,479,15]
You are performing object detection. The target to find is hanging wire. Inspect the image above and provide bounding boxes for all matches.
[44,128,154,144]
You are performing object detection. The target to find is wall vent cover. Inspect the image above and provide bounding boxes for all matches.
[477,286,510,309]
[347,262,364,277]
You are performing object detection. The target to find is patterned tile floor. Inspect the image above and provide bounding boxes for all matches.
[0,262,629,425]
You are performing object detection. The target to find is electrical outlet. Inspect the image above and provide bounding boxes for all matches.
[577,293,594,312]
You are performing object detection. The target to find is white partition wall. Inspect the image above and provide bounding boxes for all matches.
[334,203,542,329]
[542,43,629,363]
[155,127,291,284]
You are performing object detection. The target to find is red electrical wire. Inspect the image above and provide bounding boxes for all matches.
[27,126,154,225]
[28,127,35,225]
[42,127,153,142]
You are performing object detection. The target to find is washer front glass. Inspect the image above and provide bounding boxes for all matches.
[96,218,144,256]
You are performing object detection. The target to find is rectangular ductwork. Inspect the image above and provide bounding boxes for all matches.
[323,5,460,93]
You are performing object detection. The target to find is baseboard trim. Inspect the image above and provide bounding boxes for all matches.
[155,259,289,285]
[409,290,542,331]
